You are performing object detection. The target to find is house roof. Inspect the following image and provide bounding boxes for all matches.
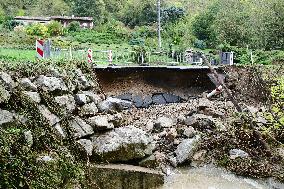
[51,16,93,21]
[15,16,51,21]
[15,16,93,22]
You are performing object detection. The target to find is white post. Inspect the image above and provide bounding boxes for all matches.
[157,0,162,51]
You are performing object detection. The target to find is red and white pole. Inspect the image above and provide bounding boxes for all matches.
[87,48,93,63]
[36,39,44,59]
[207,85,223,98]
[108,50,113,64]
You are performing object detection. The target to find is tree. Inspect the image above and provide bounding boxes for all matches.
[73,0,106,24]
[30,0,70,16]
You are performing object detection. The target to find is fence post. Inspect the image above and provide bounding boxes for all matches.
[88,48,93,63]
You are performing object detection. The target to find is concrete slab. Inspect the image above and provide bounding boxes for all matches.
[91,164,164,189]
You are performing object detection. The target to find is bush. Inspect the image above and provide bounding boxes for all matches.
[26,23,49,38]
[47,21,63,36]
[3,19,22,30]
[67,21,81,32]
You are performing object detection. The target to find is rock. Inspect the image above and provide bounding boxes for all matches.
[54,95,76,114]
[168,156,177,167]
[154,117,175,131]
[202,108,225,118]
[38,105,60,126]
[76,75,94,90]
[87,115,114,131]
[0,88,10,103]
[139,152,166,168]
[192,150,207,161]
[175,136,200,164]
[76,139,93,156]
[245,105,259,114]
[23,91,41,103]
[152,94,166,105]
[0,72,15,89]
[107,113,124,127]
[91,126,151,162]
[91,164,164,189]
[36,156,53,162]
[24,130,33,147]
[81,91,102,104]
[139,154,158,168]
[165,128,178,142]
[133,95,143,108]
[145,120,154,132]
[198,98,213,110]
[177,115,186,124]
[268,178,284,189]
[256,116,268,125]
[116,93,132,101]
[35,75,68,92]
[20,78,37,91]
[74,93,89,105]
[54,123,66,138]
[0,109,14,126]
[80,102,99,116]
[163,93,181,103]
[184,114,216,131]
[183,126,196,138]
[142,95,153,108]
[68,117,94,139]
[229,149,249,159]
[98,97,132,113]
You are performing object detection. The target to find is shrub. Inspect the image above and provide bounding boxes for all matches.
[67,21,81,32]
[47,21,63,36]
[26,23,49,38]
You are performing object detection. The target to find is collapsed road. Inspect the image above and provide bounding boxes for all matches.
[94,66,220,108]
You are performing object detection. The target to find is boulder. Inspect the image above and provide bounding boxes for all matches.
[79,102,99,116]
[154,117,175,131]
[229,149,249,159]
[184,114,216,131]
[0,72,15,89]
[142,95,153,108]
[116,93,132,101]
[198,98,213,110]
[54,123,66,138]
[174,136,200,164]
[35,75,68,92]
[133,95,144,108]
[163,93,181,103]
[81,91,102,104]
[76,139,93,156]
[0,88,10,103]
[182,126,196,138]
[74,93,89,105]
[139,152,166,168]
[68,117,94,139]
[76,75,94,90]
[38,105,60,126]
[0,109,14,126]
[98,97,132,113]
[91,126,152,162]
[107,113,124,127]
[54,95,76,114]
[202,108,225,118]
[20,78,37,91]
[152,94,166,105]
[23,91,41,103]
[87,115,114,131]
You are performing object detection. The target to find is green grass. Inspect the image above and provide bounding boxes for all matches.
[0,48,36,61]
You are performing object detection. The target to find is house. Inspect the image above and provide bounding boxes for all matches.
[14,16,94,29]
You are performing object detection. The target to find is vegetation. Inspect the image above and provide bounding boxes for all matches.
[0,0,283,65]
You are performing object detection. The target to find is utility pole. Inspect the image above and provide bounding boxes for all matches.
[157,0,162,51]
